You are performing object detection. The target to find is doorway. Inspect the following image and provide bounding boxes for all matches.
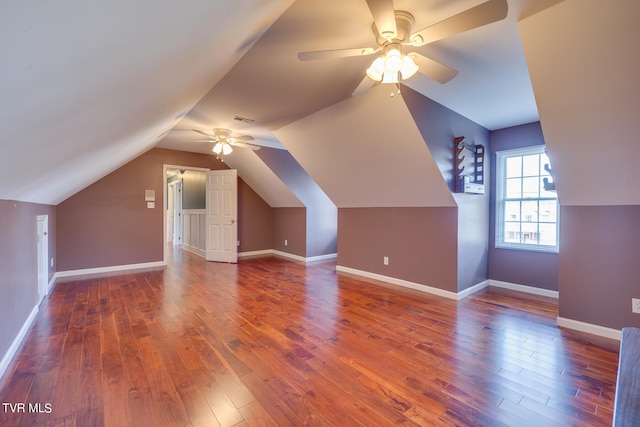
[36,215,48,305]
[163,165,211,263]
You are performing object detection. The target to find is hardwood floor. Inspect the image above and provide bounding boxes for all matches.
[0,248,620,426]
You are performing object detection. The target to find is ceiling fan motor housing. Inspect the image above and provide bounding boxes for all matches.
[374,10,415,45]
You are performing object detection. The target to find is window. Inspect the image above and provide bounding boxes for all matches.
[496,146,558,252]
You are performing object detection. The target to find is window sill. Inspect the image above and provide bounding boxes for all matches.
[495,243,559,254]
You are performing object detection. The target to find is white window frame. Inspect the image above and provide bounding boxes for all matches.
[495,145,559,253]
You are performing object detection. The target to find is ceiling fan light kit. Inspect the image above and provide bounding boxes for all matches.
[188,127,260,161]
[365,43,419,84]
[212,141,233,156]
[298,0,508,96]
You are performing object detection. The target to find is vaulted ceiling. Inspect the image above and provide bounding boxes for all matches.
[1,0,638,208]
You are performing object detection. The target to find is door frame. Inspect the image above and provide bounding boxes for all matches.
[162,164,211,264]
[36,215,48,305]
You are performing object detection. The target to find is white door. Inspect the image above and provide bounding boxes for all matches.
[173,180,183,245]
[37,215,48,304]
[206,169,238,263]
[167,183,174,242]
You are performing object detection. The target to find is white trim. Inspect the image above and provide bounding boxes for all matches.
[56,261,166,278]
[238,249,337,264]
[557,316,621,341]
[336,265,459,300]
[273,250,307,263]
[181,245,205,258]
[163,164,211,266]
[306,253,338,263]
[47,274,57,294]
[458,280,489,299]
[0,305,38,381]
[238,249,274,258]
[489,279,559,298]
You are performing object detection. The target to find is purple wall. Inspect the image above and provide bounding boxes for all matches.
[559,206,640,329]
[0,200,56,362]
[338,208,458,292]
[57,148,275,271]
[256,147,337,257]
[272,208,307,257]
[488,122,559,291]
[403,86,490,292]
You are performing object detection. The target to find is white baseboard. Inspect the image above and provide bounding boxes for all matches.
[557,316,621,341]
[181,245,205,258]
[238,250,273,258]
[336,265,459,300]
[306,253,338,263]
[239,249,337,264]
[47,274,57,294]
[56,261,167,279]
[0,305,38,381]
[489,279,559,299]
[458,280,489,299]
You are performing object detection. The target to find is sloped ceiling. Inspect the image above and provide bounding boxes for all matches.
[9,0,621,211]
[221,149,303,208]
[275,84,455,208]
[520,0,640,205]
[0,0,294,205]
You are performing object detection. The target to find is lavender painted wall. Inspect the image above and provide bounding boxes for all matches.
[57,148,273,271]
[559,206,640,329]
[402,86,490,292]
[0,200,56,364]
[272,208,306,257]
[338,208,458,292]
[238,180,273,253]
[256,147,337,257]
[488,122,558,291]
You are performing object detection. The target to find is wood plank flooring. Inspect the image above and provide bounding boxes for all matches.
[0,248,620,426]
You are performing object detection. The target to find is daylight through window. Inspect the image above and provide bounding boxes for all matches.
[496,146,558,252]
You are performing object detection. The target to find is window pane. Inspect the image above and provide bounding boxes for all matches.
[522,200,538,223]
[539,200,557,223]
[521,222,539,244]
[522,154,539,177]
[506,156,522,178]
[496,146,559,252]
[522,177,539,198]
[539,223,557,246]
[504,221,520,243]
[505,201,520,221]
[506,178,521,198]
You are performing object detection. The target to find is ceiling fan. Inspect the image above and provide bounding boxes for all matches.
[192,128,261,161]
[297,0,508,96]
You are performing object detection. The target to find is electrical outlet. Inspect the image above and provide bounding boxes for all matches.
[237,240,240,247]
[284,240,288,246]
[632,298,640,314]
[50,257,54,268]
[383,256,389,266]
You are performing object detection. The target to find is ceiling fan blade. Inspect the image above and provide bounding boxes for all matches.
[298,47,378,61]
[411,53,458,84]
[410,0,508,46]
[192,129,214,138]
[232,134,255,142]
[352,75,376,96]
[230,142,261,151]
[366,0,397,40]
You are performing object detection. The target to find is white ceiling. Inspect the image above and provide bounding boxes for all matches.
[158,0,564,156]
[0,0,295,205]
[6,0,637,209]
